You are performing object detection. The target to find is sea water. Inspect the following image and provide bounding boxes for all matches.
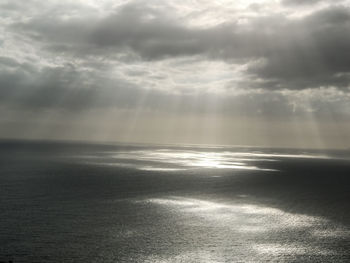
[1,140,350,262]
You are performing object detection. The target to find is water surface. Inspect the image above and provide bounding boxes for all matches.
[1,140,350,262]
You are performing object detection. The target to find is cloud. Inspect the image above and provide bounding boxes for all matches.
[1,0,350,127]
[0,60,147,110]
[281,0,342,6]
[282,0,324,5]
[6,1,350,92]
[1,57,349,125]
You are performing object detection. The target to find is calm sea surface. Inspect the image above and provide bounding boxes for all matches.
[1,140,350,262]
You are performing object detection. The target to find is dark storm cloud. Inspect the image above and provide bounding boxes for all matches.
[8,2,350,91]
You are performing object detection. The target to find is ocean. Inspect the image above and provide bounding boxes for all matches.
[1,139,350,262]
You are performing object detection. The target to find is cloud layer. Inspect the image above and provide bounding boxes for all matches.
[0,0,350,147]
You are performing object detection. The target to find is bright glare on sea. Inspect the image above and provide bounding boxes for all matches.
[0,140,350,262]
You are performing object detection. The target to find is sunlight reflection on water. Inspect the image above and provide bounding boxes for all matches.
[139,197,347,262]
[81,148,330,171]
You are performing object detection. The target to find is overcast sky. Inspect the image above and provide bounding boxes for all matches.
[0,0,350,148]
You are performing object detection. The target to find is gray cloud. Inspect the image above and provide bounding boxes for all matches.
[1,0,350,127]
[1,58,349,124]
[247,7,350,89]
[281,0,343,5]
[7,2,350,91]
[0,61,143,110]
[282,0,326,5]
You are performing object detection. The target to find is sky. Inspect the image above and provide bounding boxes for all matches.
[0,0,350,149]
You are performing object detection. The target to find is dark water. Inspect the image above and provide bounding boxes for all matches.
[1,139,350,262]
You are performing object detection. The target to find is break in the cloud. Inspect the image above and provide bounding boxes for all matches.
[0,0,350,148]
